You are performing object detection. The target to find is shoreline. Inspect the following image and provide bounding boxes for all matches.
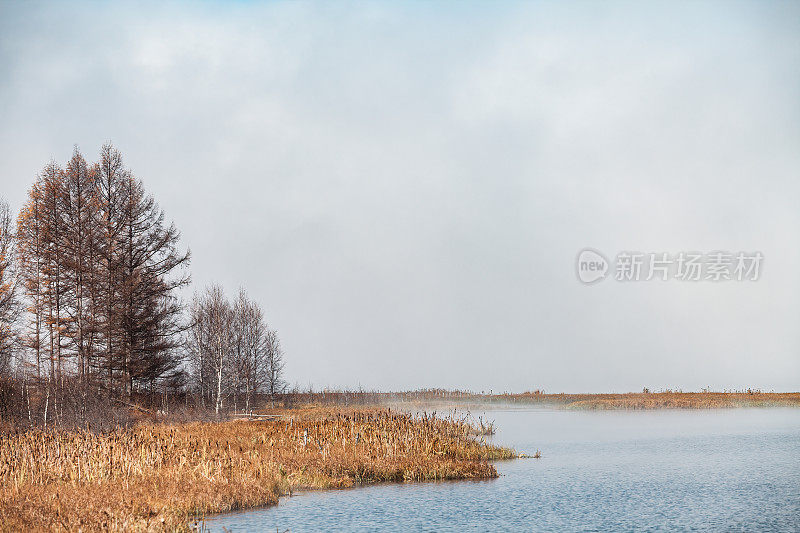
[292,391,800,411]
[0,407,516,532]
[2,394,797,531]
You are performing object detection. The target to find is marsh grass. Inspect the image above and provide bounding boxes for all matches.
[0,408,515,532]
[357,389,800,410]
[554,392,800,410]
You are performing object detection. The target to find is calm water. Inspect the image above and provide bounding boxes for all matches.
[206,408,800,532]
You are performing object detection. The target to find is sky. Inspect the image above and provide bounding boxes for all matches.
[1,1,798,393]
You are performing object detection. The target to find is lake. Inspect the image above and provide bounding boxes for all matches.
[205,407,800,531]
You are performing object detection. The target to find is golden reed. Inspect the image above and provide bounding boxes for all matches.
[0,407,515,532]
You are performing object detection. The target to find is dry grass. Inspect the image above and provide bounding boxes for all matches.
[330,389,800,410]
[516,391,800,409]
[0,407,516,532]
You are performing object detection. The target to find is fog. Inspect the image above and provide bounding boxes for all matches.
[1,1,798,392]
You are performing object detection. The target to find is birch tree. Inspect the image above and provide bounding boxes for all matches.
[0,198,18,376]
[264,328,284,406]
[189,285,233,414]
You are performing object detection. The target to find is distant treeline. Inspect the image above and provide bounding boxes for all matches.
[281,388,800,409]
[0,145,284,429]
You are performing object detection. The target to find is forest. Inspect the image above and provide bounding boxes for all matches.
[0,145,285,429]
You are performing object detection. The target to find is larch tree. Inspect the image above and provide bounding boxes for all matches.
[39,163,69,386]
[94,144,128,397]
[7,144,291,422]
[17,178,47,381]
[117,172,190,397]
[13,144,191,416]
[61,148,98,385]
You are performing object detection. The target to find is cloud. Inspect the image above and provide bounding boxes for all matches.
[1,0,798,391]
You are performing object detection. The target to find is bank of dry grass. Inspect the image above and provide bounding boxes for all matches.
[524,391,800,409]
[0,407,515,532]
[333,389,800,410]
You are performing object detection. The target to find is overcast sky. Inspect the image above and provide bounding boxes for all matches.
[1,1,798,392]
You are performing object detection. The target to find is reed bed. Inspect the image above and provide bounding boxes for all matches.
[352,390,800,410]
[0,408,515,532]
[547,392,800,410]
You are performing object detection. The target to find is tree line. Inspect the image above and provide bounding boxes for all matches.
[0,145,285,427]
[188,285,284,414]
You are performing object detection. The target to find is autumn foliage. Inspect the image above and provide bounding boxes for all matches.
[5,145,190,427]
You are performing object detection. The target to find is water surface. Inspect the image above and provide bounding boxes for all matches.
[206,407,800,531]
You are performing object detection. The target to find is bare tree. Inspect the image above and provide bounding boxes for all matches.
[13,145,190,424]
[264,328,284,406]
[61,148,99,386]
[8,144,287,425]
[117,171,190,397]
[188,285,233,414]
[16,183,46,382]
[233,289,269,413]
[187,294,212,408]
[17,164,69,425]
[40,162,69,388]
[95,144,127,397]
[188,286,283,413]
[0,198,19,376]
